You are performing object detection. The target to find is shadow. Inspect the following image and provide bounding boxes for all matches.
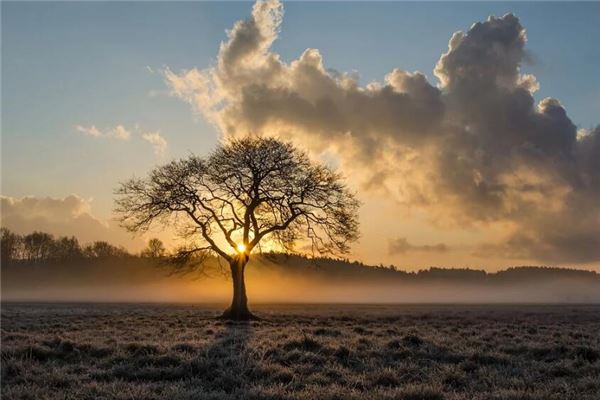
[196,320,257,396]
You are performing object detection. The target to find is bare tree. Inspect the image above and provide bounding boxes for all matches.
[51,236,83,261]
[82,241,129,259]
[1,228,22,266]
[115,137,360,320]
[22,232,54,263]
[141,238,167,259]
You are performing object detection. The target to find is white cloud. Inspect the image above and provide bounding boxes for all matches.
[110,125,131,140]
[75,125,103,137]
[75,124,131,140]
[74,124,167,156]
[142,132,167,156]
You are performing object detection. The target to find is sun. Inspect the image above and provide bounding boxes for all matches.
[237,243,246,253]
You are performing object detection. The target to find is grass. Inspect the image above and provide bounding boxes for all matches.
[1,303,599,399]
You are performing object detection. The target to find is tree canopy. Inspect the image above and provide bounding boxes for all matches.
[115,137,360,266]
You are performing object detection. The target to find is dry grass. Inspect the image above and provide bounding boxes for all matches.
[1,304,599,399]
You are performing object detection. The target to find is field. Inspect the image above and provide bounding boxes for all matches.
[1,304,600,400]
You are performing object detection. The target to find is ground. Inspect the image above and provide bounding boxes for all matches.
[1,304,599,400]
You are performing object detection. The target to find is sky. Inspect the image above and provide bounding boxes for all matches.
[2,1,600,271]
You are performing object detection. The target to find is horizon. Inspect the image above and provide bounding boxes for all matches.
[3,226,600,275]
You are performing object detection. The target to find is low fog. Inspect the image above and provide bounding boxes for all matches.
[3,255,599,304]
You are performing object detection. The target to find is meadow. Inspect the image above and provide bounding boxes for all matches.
[1,303,599,400]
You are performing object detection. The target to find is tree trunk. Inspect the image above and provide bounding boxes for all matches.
[220,255,257,320]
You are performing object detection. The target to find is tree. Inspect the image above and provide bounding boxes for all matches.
[83,241,129,258]
[1,228,22,266]
[51,236,82,261]
[141,238,166,258]
[115,137,360,320]
[22,232,54,262]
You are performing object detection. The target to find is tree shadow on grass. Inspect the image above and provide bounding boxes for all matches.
[193,320,257,396]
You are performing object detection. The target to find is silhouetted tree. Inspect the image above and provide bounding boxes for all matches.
[51,236,83,261]
[83,241,129,258]
[22,232,54,262]
[141,238,166,259]
[1,228,22,266]
[115,137,360,320]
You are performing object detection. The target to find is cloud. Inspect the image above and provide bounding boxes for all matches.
[110,125,131,140]
[142,132,167,156]
[75,124,132,140]
[75,125,103,137]
[164,0,600,263]
[389,238,448,255]
[75,124,167,156]
[0,195,145,250]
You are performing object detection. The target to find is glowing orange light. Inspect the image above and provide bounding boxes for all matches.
[237,243,246,253]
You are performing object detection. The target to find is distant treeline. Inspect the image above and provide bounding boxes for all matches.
[2,229,599,284]
[0,228,165,266]
[258,253,600,283]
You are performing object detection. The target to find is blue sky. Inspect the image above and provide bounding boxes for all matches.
[2,1,600,267]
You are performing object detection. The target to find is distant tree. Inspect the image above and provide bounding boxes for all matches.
[22,232,54,262]
[116,137,360,320]
[141,238,166,259]
[1,228,22,266]
[83,241,129,258]
[51,236,82,261]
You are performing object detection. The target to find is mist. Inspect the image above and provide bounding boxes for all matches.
[3,256,599,304]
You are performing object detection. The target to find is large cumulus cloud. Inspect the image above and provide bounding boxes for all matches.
[164,0,600,263]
